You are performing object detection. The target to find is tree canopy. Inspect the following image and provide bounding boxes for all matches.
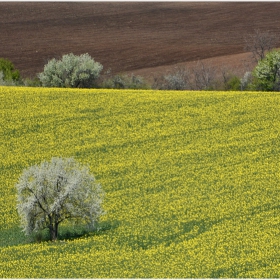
[38,53,103,88]
[253,49,280,91]
[15,157,105,241]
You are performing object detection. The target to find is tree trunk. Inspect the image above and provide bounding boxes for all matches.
[49,223,59,241]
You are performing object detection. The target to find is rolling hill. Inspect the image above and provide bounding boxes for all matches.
[1,2,280,81]
[1,87,280,277]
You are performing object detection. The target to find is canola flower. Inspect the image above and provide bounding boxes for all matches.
[0,86,280,277]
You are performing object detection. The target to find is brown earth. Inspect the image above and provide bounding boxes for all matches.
[1,2,280,81]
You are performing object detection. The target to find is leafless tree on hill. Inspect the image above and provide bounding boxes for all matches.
[153,62,217,90]
[244,29,277,62]
[192,61,216,90]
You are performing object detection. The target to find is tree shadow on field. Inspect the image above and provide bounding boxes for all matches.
[92,220,120,236]
[58,220,120,241]
[163,219,211,246]
[28,220,120,243]
[125,201,280,251]
[126,219,214,251]
[0,226,27,247]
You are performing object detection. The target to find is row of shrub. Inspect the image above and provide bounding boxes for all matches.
[0,54,150,89]
[1,48,280,91]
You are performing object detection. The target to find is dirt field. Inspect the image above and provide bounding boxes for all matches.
[1,2,280,80]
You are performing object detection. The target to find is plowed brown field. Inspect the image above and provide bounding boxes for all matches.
[1,2,280,80]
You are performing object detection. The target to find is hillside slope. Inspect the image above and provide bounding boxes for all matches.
[1,2,280,78]
[1,87,280,277]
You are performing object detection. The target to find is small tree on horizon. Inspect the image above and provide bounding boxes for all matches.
[0,58,21,85]
[15,157,105,241]
[252,49,280,91]
[244,29,277,62]
[163,67,191,90]
[38,53,103,88]
[193,61,216,90]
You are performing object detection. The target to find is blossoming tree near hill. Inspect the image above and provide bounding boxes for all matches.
[15,157,105,241]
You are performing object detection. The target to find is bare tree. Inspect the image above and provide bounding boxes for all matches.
[244,29,277,62]
[192,61,216,90]
[153,63,218,91]
[16,157,105,241]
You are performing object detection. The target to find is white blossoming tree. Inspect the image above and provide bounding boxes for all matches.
[15,157,105,241]
[38,53,103,88]
[253,49,280,91]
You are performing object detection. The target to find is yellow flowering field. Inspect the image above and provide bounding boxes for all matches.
[0,86,280,278]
